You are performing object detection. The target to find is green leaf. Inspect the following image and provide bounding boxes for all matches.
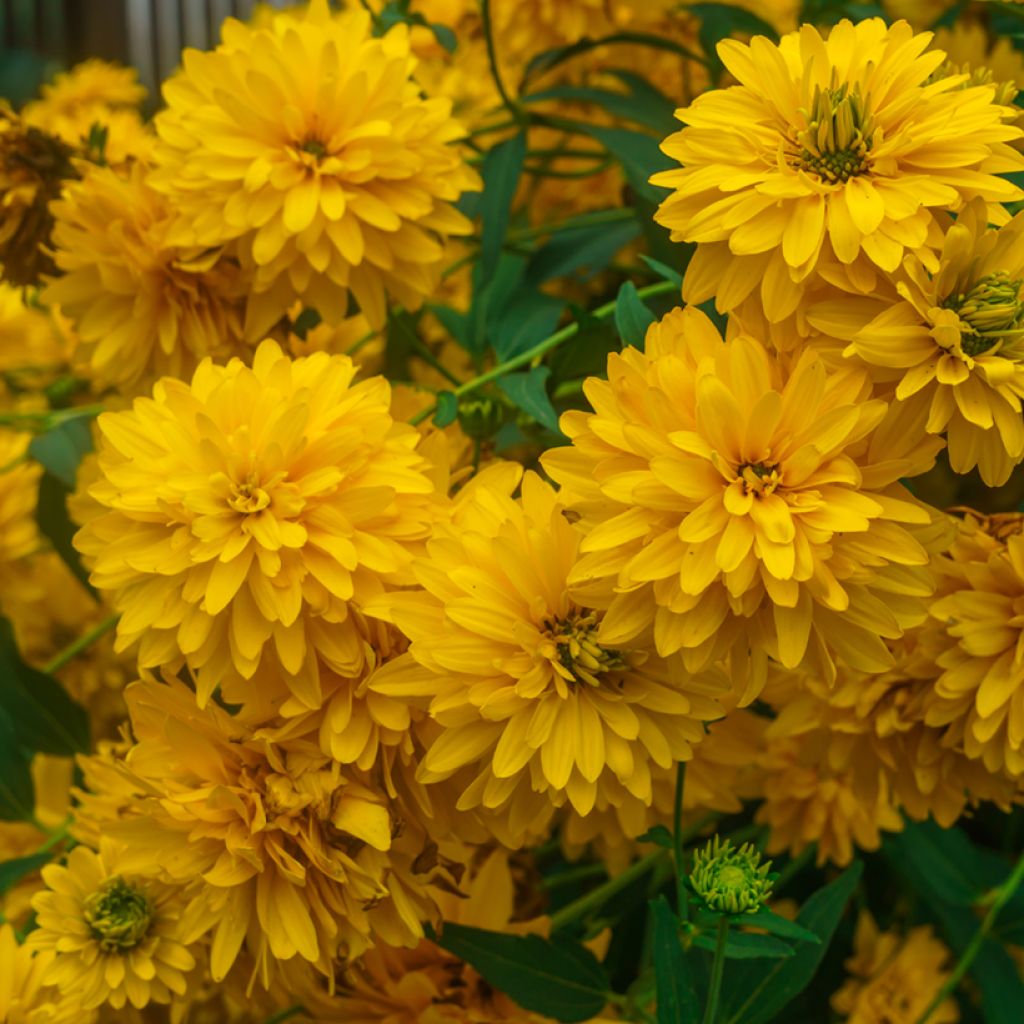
[0,714,34,822]
[721,861,863,1024]
[29,416,93,489]
[522,77,675,134]
[525,217,640,286]
[651,896,701,1024]
[615,281,657,348]
[575,124,673,204]
[429,22,457,52]
[0,850,52,895]
[741,909,821,945]
[688,3,778,83]
[637,825,674,850]
[433,391,459,429]
[638,254,684,287]
[427,304,470,350]
[0,619,91,756]
[433,922,610,1022]
[480,132,527,281]
[883,820,987,907]
[496,367,562,435]
[492,291,565,361]
[35,470,94,593]
[692,929,794,960]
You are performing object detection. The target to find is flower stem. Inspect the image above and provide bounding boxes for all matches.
[481,0,523,123]
[702,916,730,1024]
[673,761,688,922]
[409,279,676,426]
[549,849,667,932]
[915,849,1024,1024]
[42,613,119,675]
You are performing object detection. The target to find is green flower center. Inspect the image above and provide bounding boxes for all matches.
[738,461,781,497]
[82,876,153,952]
[545,610,626,687]
[795,81,874,183]
[301,138,327,159]
[944,271,1024,356]
[690,836,774,915]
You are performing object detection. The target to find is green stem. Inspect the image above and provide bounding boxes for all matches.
[550,850,666,932]
[702,916,730,1024]
[915,850,1024,1024]
[674,762,688,922]
[541,862,608,890]
[481,0,523,123]
[410,280,676,426]
[42,613,119,675]
[263,1007,305,1024]
[37,816,72,852]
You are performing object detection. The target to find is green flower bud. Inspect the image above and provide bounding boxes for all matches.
[689,836,774,915]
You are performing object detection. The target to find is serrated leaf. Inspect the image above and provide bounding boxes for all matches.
[0,714,34,822]
[639,254,683,287]
[29,416,93,489]
[434,923,610,1022]
[0,850,52,895]
[525,217,640,286]
[692,929,794,960]
[637,824,674,850]
[433,391,459,429]
[651,896,701,1024]
[0,619,90,756]
[721,861,863,1024]
[741,909,821,945]
[615,281,657,348]
[496,367,562,435]
[480,132,527,281]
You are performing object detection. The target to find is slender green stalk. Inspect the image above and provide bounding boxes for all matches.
[410,280,676,426]
[550,850,666,932]
[702,916,730,1024]
[43,613,119,675]
[916,850,1024,1024]
[481,0,523,123]
[541,862,608,890]
[673,762,688,921]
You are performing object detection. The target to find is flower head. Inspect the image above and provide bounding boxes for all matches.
[0,923,93,1024]
[151,0,480,338]
[690,835,774,915]
[653,19,1024,322]
[0,431,41,585]
[542,306,941,698]
[74,339,441,710]
[368,466,729,847]
[832,912,959,1023]
[45,162,247,395]
[29,844,196,1011]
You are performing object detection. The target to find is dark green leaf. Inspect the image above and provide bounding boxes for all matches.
[480,133,527,280]
[429,22,457,52]
[427,304,470,349]
[741,909,821,945]
[433,391,459,429]
[574,124,673,204]
[721,861,863,1024]
[692,929,794,960]
[36,470,94,593]
[615,281,657,348]
[525,217,640,286]
[434,922,610,1022]
[29,416,93,490]
[548,313,619,383]
[0,851,52,895]
[522,80,675,134]
[291,307,322,340]
[883,821,986,907]
[638,254,684,287]
[651,896,701,1024]
[496,367,562,435]
[0,620,90,756]
[492,291,564,361]
[0,714,34,822]
[637,825,674,850]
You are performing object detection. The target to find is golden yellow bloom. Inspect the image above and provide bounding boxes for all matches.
[921,511,1024,775]
[0,431,41,583]
[542,306,941,699]
[76,679,456,989]
[74,339,440,710]
[0,103,77,287]
[368,466,728,847]
[832,912,958,1023]
[837,201,1024,486]
[653,19,1024,322]
[0,284,72,393]
[29,844,195,1012]
[45,162,247,395]
[932,21,1024,97]
[151,0,480,338]
[0,923,94,1024]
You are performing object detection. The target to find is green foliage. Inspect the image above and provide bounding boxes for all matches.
[615,281,658,348]
[651,896,702,1024]
[0,851,52,895]
[0,715,34,822]
[479,133,528,281]
[496,366,562,435]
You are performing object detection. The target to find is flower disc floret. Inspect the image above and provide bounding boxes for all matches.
[74,339,440,711]
[150,0,480,339]
[690,835,774,914]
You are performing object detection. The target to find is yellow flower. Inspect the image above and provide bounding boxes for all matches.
[74,339,440,710]
[0,284,72,393]
[932,21,1024,96]
[921,511,1024,775]
[837,200,1024,486]
[652,19,1024,322]
[75,679,456,989]
[150,0,480,339]
[0,922,93,1024]
[542,306,941,699]
[0,431,41,583]
[832,912,958,1024]
[44,162,247,396]
[368,466,729,847]
[0,103,77,287]
[28,844,196,1012]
